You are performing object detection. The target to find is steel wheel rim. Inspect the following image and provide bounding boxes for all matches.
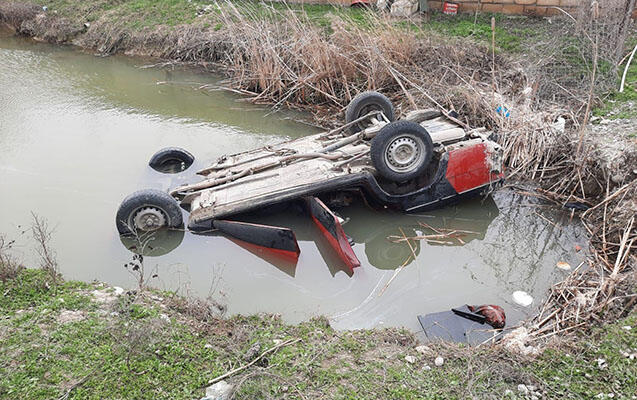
[384,134,425,173]
[130,206,167,232]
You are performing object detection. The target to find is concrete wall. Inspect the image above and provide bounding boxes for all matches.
[300,0,637,18]
[427,0,578,17]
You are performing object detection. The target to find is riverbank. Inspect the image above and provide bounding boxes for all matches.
[1,267,635,399]
[0,0,636,395]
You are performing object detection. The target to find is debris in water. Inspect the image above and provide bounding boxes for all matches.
[556,261,572,271]
[468,304,506,329]
[512,291,533,307]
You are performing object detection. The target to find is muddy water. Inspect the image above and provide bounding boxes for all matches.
[0,34,588,333]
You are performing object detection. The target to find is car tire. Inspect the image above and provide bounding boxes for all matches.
[370,121,433,182]
[345,91,395,134]
[148,147,194,174]
[116,189,183,235]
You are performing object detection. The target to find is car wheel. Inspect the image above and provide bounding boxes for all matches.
[345,91,395,134]
[370,121,433,182]
[148,147,194,174]
[116,189,183,235]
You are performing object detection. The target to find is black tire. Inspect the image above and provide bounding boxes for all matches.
[116,189,183,235]
[148,147,194,174]
[345,91,395,134]
[370,121,434,182]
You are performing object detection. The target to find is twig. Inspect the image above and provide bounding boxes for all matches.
[57,371,96,400]
[208,338,301,384]
[619,43,637,93]
[378,256,412,297]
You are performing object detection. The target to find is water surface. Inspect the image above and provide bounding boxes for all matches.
[0,33,588,333]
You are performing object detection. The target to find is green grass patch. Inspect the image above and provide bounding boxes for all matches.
[1,269,636,399]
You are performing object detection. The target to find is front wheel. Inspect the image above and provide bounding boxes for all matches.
[116,189,183,235]
[370,121,433,182]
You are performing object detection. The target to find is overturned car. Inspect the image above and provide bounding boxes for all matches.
[116,91,504,271]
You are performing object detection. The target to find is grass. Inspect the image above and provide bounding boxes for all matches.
[593,52,637,119]
[1,268,635,399]
[9,0,541,52]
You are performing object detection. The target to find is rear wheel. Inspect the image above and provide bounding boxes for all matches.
[116,189,183,235]
[345,91,395,134]
[148,147,194,174]
[370,121,433,182]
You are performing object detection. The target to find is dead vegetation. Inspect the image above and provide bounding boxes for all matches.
[0,235,23,282]
[0,0,635,342]
[31,212,60,286]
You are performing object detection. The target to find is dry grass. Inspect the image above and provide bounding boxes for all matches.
[0,235,23,282]
[1,0,634,340]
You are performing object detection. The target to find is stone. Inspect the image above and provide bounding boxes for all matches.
[622,326,632,331]
[377,0,390,11]
[204,343,213,349]
[390,0,418,17]
[518,384,529,394]
[502,327,540,356]
[595,358,607,369]
[415,345,432,355]
[422,365,431,371]
[113,286,124,295]
[504,389,513,396]
[434,356,444,366]
[405,355,416,364]
[203,380,233,400]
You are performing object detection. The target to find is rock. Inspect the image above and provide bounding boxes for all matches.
[415,345,432,355]
[244,341,261,361]
[501,327,540,356]
[204,343,213,349]
[434,356,444,366]
[390,0,418,17]
[595,358,607,369]
[556,261,571,271]
[518,384,529,394]
[622,326,632,331]
[405,355,416,364]
[377,0,390,11]
[113,286,124,295]
[422,365,431,371]
[203,380,233,400]
[504,389,513,396]
[159,313,170,322]
[512,291,533,307]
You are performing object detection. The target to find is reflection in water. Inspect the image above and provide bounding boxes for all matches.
[0,33,589,332]
[120,229,185,257]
